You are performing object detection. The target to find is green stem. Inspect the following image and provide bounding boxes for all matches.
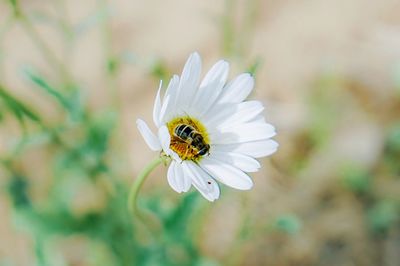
[128,156,167,216]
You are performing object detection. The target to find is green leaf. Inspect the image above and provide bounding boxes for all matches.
[0,106,4,122]
[274,214,302,235]
[107,57,119,74]
[387,123,400,152]
[340,164,371,194]
[247,57,263,77]
[367,201,398,234]
[7,174,31,209]
[8,0,20,16]
[149,59,169,81]
[384,123,400,174]
[0,86,41,124]
[22,67,70,109]
[22,67,85,121]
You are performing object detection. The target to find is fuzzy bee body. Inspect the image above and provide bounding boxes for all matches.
[173,124,210,158]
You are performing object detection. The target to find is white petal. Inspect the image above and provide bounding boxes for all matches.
[170,151,183,163]
[209,151,260,172]
[176,52,202,111]
[189,82,217,117]
[167,161,191,193]
[218,101,264,128]
[192,175,220,202]
[219,73,254,103]
[158,95,170,125]
[249,114,266,124]
[200,157,253,190]
[202,103,234,127]
[162,75,180,122]
[192,60,229,116]
[183,161,220,201]
[213,139,279,158]
[210,122,276,144]
[158,125,171,153]
[205,101,264,129]
[167,161,181,192]
[136,119,162,151]
[152,80,163,127]
[163,75,179,102]
[182,161,208,191]
[200,60,229,88]
[175,162,191,192]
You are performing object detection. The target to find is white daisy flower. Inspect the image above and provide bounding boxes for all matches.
[136,52,278,201]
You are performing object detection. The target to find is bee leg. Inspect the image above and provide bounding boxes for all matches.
[183,147,190,160]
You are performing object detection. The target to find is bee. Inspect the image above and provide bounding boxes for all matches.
[173,124,210,158]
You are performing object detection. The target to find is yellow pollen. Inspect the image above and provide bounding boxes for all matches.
[166,116,210,161]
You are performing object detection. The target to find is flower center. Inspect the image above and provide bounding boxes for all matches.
[167,116,210,161]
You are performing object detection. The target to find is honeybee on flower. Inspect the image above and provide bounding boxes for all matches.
[136,52,278,201]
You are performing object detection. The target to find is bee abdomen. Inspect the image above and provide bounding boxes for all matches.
[175,124,194,140]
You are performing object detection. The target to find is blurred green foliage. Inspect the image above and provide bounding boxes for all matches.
[274,214,302,235]
[0,0,223,264]
[1,64,218,264]
[0,86,41,126]
[367,201,398,234]
[385,123,400,174]
[0,1,235,264]
[340,164,371,194]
